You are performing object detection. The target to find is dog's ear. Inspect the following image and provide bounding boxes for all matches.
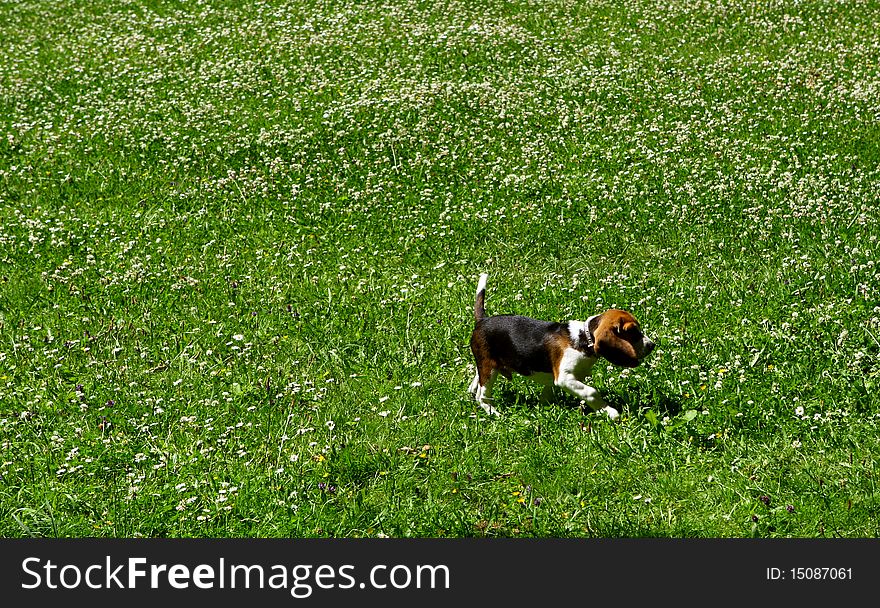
[595,312,640,368]
[619,318,640,335]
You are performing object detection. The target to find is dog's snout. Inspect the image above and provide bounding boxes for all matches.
[644,338,656,356]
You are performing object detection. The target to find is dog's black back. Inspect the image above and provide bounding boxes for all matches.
[472,315,569,378]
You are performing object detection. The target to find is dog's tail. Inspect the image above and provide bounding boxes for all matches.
[474,273,488,321]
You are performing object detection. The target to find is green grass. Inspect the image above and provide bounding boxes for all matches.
[1,0,879,538]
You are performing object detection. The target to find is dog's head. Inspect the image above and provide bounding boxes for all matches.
[590,310,655,368]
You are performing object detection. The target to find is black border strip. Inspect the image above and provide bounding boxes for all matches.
[1,538,876,606]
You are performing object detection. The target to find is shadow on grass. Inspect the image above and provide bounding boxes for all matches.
[603,384,686,419]
[487,382,685,420]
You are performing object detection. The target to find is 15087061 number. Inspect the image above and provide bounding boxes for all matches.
[766,567,853,581]
[790,568,853,580]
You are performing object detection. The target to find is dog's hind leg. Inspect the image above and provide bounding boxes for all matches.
[475,368,499,416]
[468,370,479,395]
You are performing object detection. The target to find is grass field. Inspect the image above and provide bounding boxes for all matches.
[1,0,879,538]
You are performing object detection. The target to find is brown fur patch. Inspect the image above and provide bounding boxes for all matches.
[593,310,642,368]
[469,329,495,386]
[546,332,573,381]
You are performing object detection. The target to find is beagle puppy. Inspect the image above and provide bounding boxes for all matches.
[467,273,655,419]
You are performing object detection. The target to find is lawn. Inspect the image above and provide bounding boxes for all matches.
[1,0,879,537]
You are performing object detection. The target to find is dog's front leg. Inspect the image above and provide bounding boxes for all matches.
[555,373,619,420]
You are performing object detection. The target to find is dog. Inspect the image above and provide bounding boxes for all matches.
[467,273,655,419]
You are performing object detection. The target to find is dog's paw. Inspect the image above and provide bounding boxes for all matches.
[467,374,479,395]
[479,400,500,416]
[599,405,620,421]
